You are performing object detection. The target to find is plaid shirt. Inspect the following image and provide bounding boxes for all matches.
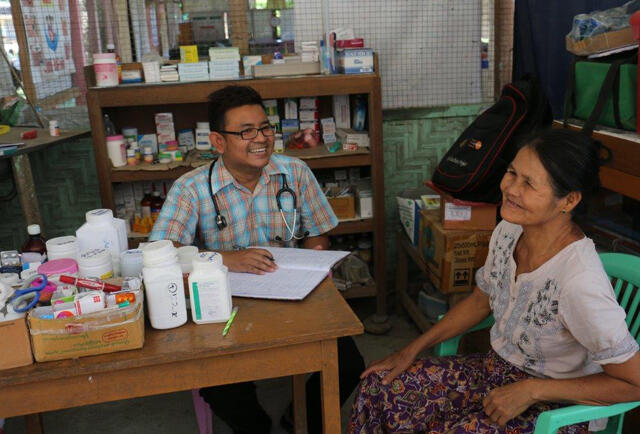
[149,154,338,250]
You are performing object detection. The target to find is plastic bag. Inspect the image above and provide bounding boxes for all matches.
[568,0,640,41]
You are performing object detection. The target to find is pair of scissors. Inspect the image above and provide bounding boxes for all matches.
[9,274,51,313]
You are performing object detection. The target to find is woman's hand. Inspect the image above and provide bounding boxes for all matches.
[483,379,537,426]
[360,345,419,385]
[221,249,278,274]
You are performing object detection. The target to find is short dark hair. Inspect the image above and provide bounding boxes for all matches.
[521,128,606,216]
[208,85,264,132]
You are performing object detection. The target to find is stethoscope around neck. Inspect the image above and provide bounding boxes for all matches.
[207,159,309,242]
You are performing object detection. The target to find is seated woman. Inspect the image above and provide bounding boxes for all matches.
[350,129,640,433]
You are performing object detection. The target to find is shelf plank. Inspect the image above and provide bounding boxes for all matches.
[110,151,372,182]
[341,283,377,299]
[327,218,374,236]
[111,166,193,182]
[91,74,380,107]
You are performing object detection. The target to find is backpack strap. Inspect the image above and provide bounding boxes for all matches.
[582,57,627,136]
[563,55,579,128]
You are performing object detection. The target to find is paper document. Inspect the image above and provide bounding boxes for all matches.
[229,247,350,300]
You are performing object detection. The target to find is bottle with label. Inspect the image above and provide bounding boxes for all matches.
[75,209,127,276]
[141,192,152,218]
[103,114,116,136]
[106,43,122,83]
[150,191,164,222]
[188,252,232,324]
[142,240,187,329]
[22,224,47,264]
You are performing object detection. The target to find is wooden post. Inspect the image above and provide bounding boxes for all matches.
[10,154,43,230]
[9,0,38,106]
[228,0,250,55]
[494,0,515,96]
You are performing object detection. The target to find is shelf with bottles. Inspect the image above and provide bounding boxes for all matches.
[100,90,372,185]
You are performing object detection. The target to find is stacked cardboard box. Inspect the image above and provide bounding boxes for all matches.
[418,210,492,293]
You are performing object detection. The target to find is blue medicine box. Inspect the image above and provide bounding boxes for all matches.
[338,48,374,74]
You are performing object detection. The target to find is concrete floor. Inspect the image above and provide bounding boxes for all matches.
[3,298,421,434]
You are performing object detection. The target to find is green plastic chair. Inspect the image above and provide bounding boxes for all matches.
[433,252,640,434]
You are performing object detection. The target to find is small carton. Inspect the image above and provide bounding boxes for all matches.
[27,296,144,362]
[419,211,491,293]
[326,187,355,219]
[0,316,33,369]
[566,28,636,56]
[440,193,497,231]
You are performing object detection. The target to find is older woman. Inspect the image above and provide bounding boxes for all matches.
[350,129,640,433]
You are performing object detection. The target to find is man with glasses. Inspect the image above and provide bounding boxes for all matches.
[149,85,363,433]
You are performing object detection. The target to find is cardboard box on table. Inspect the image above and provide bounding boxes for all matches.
[419,210,491,293]
[0,316,33,369]
[27,295,145,362]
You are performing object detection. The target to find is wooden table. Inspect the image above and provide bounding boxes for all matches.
[0,279,363,434]
[0,127,90,230]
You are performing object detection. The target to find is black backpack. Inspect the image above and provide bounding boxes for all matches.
[430,77,552,204]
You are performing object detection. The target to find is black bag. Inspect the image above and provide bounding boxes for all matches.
[430,77,552,204]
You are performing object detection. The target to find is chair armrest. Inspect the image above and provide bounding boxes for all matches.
[533,402,640,434]
[433,315,494,357]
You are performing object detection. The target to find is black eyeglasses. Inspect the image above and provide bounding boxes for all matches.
[218,124,275,140]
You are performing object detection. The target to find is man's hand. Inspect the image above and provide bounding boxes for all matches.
[483,380,536,427]
[221,249,278,274]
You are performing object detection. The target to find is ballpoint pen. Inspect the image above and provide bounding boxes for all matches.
[222,306,239,337]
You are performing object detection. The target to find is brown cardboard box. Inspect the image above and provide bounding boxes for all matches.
[327,187,356,219]
[27,297,144,362]
[0,317,33,369]
[566,28,636,56]
[419,210,491,293]
[440,193,497,231]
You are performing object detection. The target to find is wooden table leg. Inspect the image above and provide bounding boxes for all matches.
[320,339,340,434]
[25,413,44,434]
[10,154,42,229]
[395,234,408,315]
[292,374,307,434]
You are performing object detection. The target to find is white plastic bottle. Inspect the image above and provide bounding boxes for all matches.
[142,240,187,329]
[76,209,127,276]
[188,252,232,324]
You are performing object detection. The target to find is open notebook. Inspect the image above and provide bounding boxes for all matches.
[229,247,350,300]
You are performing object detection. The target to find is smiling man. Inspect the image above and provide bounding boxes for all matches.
[149,85,364,433]
[150,85,338,271]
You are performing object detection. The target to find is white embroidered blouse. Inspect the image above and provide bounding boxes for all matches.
[476,220,638,380]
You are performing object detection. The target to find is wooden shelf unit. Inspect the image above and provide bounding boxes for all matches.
[87,73,387,315]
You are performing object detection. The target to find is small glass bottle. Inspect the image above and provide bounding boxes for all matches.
[22,224,47,264]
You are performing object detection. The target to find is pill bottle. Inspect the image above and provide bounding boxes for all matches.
[143,146,154,163]
[177,245,198,274]
[188,252,232,324]
[195,122,211,151]
[121,127,138,145]
[46,236,79,261]
[142,240,187,329]
[93,53,118,87]
[78,248,114,280]
[49,120,60,137]
[126,148,137,165]
[76,209,127,275]
[106,135,126,167]
[120,249,144,277]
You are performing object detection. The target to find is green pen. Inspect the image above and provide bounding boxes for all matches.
[222,306,239,337]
